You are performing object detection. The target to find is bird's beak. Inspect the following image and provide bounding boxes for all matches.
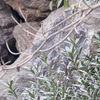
[61,62,67,67]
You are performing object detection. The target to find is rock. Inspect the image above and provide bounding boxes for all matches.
[0,0,17,63]
[4,0,51,22]
[0,69,34,100]
[34,7,66,40]
[0,4,100,100]
[13,22,40,52]
[0,96,6,100]
[31,7,92,67]
[68,0,77,6]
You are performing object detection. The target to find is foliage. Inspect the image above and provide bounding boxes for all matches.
[1,0,100,99]
[7,80,18,99]
[49,0,69,10]
[49,0,100,10]
[25,34,100,100]
[0,79,18,99]
[5,33,100,100]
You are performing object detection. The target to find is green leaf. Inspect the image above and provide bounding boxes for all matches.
[74,48,82,63]
[57,0,63,8]
[70,67,78,71]
[74,54,79,63]
[40,52,47,63]
[37,77,50,85]
[70,38,76,47]
[29,81,37,86]
[81,61,85,66]
[68,58,73,62]
[85,55,92,61]
[80,66,88,73]
[92,89,99,100]
[96,59,100,64]
[68,52,73,60]
[72,46,75,54]
[8,90,13,94]
[36,10,41,15]
[8,80,13,89]
[8,90,18,99]
[27,90,34,98]
[30,67,35,74]
[64,0,69,8]
[49,1,53,11]
[38,96,40,100]
[81,80,89,88]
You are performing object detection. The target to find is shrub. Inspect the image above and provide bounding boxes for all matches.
[17,34,100,100]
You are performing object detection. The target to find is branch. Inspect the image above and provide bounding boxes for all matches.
[0,3,100,76]
[82,0,92,9]
[19,7,38,32]
[11,15,41,38]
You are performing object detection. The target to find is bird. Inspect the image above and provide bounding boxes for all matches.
[62,56,68,67]
[61,56,69,75]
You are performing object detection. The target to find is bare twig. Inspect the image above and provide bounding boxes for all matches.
[6,42,20,55]
[44,7,88,35]
[19,7,38,32]
[11,15,40,38]
[82,0,92,9]
[0,57,8,79]
[2,38,47,69]
[6,42,31,56]
[0,3,100,77]
[40,29,74,52]
[40,9,92,52]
